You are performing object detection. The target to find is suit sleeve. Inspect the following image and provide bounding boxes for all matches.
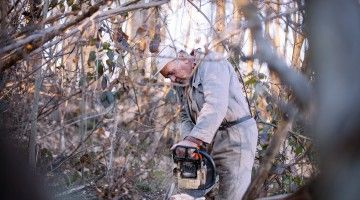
[175,86,194,139]
[188,59,230,144]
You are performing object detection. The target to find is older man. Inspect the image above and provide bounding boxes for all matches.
[156,46,258,199]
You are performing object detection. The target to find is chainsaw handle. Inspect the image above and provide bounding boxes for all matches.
[198,150,216,190]
[172,145,201,161]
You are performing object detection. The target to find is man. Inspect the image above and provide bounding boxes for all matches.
[156,45,258,199]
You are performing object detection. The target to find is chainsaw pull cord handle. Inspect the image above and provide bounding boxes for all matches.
[198,150,216,190]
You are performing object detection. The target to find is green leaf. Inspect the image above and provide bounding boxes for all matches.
[106,50,114,60]
[165,89,177,104]
[102,42,111,50]
[259,129,269,145]
[50,0,59,8]
[58,3,65,13]
[294,145,303,156]
[136,181,152,192]
[39,148,53,162]
[272,165,285,175]
[258,73,266,79]
[66,0,74,6]
[89,38,97,46]
[96,60,104,77]
[78,76,86,87]
[71,4,80,11]
[114,90,122,100]
[266,104,272,112]
[293,176,302,185]
[100,91,115,108]
[245,76,257,86]
[88,51,96,62]
[101,75,108,90]
[86,72,94,82]
[106,59,115,73]
[121,12,128,18]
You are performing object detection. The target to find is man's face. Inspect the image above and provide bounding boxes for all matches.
[160,57,193,84]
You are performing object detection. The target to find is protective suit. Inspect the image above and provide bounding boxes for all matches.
[175,51,258,199]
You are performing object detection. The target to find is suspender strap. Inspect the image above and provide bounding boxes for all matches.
[218,115,252,131]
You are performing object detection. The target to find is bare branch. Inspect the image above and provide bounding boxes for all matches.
[186,0,231,53]
[0,0,170,73]
[241,4,311,109]
[257,117,311,141]
[95,0,168,21]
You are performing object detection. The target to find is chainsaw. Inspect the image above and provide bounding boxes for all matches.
[172,145,217,198]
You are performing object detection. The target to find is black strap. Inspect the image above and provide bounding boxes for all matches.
[218,115,252,130]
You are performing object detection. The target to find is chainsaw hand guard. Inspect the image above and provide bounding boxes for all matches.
[173,146,201,161]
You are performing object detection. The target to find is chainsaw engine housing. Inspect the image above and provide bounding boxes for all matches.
[172,146,216,197]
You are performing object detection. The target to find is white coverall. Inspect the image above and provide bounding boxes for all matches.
[175,51,259,199]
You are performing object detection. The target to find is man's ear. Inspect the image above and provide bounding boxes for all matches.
[183,58,191,64]
[187,56,195,66]
[160,63,169,76]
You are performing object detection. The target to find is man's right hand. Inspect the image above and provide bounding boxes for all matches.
[171,137,206,159]
[171,139,199,158]
[170,139,198,151]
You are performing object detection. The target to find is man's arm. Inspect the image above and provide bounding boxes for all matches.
[175,86,194,139]
[179,104,195,139]
[188,58,230,144]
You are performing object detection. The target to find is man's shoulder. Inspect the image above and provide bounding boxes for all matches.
[197,51,230,74]
[203,51,225,61]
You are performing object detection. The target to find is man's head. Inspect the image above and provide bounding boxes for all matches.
[156,46,195,84]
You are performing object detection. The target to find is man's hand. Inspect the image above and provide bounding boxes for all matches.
[171,139,198,159]
[171,137,205,159]
[171,139,198,149]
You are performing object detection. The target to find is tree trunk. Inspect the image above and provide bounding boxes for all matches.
[246,30,254,74]
[230,0,245,66]
[28,0,49,173]
[214,0,225,52]
[266,1,281,97]
[28,60,42,173]
[79,45,87,142]
[291,8,305,70]
[291,33,304,70]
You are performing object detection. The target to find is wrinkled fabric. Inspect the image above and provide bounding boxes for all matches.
[175,51,258,199]
[209,119,258,199]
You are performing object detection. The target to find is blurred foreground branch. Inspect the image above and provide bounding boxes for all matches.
[241,4,311,109]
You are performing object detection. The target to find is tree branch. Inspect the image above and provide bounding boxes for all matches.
[0,2,103,73]
[0,0,170,73]
[241,4,311,109]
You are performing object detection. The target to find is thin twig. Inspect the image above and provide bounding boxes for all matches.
[257,119,311,141]
[0,0,170,72]
[38,102,114,140]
